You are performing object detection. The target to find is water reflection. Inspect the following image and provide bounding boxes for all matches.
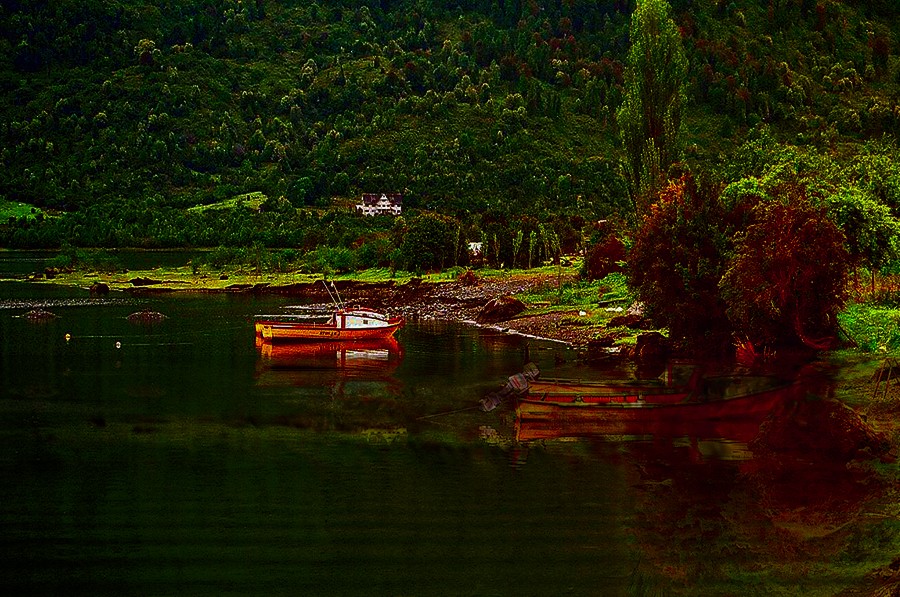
[255,337,403,385]
[621,419,891,592]
[511,363,896,593]
[253,338,407,433]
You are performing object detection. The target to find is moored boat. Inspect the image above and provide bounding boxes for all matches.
[255,307,404,342]
[523,379,694,405]
[516,381,797,442]
[514,362,704,406]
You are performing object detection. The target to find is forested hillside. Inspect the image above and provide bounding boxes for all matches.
[1,0,899,262]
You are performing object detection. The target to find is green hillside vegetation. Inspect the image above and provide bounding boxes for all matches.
[186,191,267,212]
[0,198,48,222]
[1,0,899,282]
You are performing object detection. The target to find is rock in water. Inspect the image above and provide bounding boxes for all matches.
[89,282,110,296]
[127,310,168,325]
[24,309,57,321]
[476,296,526,324]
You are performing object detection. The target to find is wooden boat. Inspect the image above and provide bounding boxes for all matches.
[522,363,704,406]
[516,380,797,442]
[524,379,694,405]
[255,307,404,342]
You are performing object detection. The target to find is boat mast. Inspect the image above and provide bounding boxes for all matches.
[331,281,345,310]
[322,279,345,310]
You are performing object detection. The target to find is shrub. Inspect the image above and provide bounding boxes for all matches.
[268,249,300,272]
[355,236,395,269]
[838,303,900,352]
[302,245,357,274]
[205,246,242,269]
[582,233,626,281]
[720,190,850,349]
[45,245,122,272]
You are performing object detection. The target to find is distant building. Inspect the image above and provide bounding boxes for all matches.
[356,193,402,216]
[468,242,484,266]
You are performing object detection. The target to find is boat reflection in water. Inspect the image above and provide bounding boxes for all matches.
[515,366,801,448]
[255,336,404,388]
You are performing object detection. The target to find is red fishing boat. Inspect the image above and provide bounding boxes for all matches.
[255,307,404,342]
[255,280,404,342]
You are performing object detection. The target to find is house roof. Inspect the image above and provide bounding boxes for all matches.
[360,193,403,206]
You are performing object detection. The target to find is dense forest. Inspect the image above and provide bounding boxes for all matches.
[1,0,900,279]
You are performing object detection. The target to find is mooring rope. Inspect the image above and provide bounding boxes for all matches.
[416,405,482,420]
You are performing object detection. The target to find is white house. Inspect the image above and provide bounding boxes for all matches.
[356,193,402,216]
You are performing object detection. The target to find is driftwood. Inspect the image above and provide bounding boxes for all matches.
[872,358,900,400]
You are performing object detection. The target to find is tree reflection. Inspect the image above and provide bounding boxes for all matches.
[618,373,894,593]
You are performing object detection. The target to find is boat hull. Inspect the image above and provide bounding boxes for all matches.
[257,320,403,341]
[516,384,795,442]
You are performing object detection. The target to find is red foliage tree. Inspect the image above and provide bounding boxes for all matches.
[720,190,850,350]
[628,174,732,350]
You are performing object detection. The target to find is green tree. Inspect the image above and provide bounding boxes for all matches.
[397,212,459,272]
[616,0,688,216]
[826,186,900,289]
[134,38,157,67]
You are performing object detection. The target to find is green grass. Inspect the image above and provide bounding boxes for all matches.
[0,198,47,221]
[838,302,900,353]
[513,271,633,308]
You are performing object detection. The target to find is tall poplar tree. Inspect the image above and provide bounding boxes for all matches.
[616,0,688,216]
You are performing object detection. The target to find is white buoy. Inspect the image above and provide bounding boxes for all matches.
[115,341,121,349]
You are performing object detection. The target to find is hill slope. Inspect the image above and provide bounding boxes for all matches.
[1,0,898,248]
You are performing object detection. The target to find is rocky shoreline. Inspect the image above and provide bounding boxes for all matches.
[120,273,603,348]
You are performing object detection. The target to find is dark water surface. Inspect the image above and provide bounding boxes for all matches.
[0,249,204,277]
[0,281,635,596]
[0,280,895,596]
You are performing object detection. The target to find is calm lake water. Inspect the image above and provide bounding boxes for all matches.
[0,276,894,596]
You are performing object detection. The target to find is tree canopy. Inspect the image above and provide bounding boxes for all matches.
[616,0,688,215]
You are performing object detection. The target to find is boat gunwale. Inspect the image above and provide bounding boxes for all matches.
[517,382,794,413]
